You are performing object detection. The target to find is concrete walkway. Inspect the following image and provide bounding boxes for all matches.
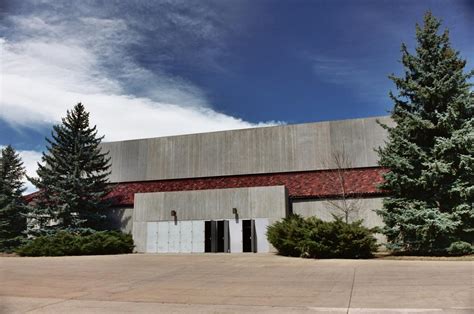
[0,254,472,313]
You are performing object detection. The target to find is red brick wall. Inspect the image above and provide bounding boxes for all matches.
[106,167,387,206]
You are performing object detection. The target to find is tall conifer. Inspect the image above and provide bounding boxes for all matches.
[29,103,111,234]
[377,12,473,253]
[0,145,27,251]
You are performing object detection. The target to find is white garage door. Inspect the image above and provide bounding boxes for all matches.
[147,221,205,253]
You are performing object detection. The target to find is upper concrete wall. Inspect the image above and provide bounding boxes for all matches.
[101,116,392,183]
[133,186,288,223]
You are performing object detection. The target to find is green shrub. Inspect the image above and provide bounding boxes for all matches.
[266,215,307,257]
[267,214,378,259]
[16,231,134,256]
[0,236,28,253]
[446,241,473,256]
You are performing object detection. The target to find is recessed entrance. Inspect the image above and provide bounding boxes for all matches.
[204,220,229,253]
[205,221,212,253]
[242,219,255,253]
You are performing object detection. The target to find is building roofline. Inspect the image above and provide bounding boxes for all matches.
[102,115,390,144]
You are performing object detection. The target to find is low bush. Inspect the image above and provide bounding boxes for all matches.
[446,241,473,256]
[0,236,27,253]
[267,214,378,258]
[265,214,307,256]
[16,230,134,256]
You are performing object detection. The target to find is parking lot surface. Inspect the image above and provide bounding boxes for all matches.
[1,254,472,313]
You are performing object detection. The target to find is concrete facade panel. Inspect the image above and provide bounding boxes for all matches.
[179,221,193,253]
[329,119,368,166]
[146,222,158,253]
[101,116,390,183]
[132,221,147,253]
[254,218,270,253]
[157,221,169,253]
[168,222,180,253]
[294,121,331,170]
[133,186,287,223]
[191,221,205,253]
[249,186,288,218]
[229,219,243,253]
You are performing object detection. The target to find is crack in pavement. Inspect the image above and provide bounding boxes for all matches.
[347,266,357,314]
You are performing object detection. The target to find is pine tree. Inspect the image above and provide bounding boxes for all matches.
[377,12,474,254]
[0,145,27,251]
[29,103,111,235]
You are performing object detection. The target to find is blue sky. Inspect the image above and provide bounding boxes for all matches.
[0,0,473,190]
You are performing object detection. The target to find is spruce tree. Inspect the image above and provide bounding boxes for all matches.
[377,12,473,253]
[29,103,111,234]
[0,145,27,251]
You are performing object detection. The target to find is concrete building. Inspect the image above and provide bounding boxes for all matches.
[102,116,392,253]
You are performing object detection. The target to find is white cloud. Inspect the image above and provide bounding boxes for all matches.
[0,7,279,135]
[17,150,42,194]
[0,4,280,194]
[2,36,276,139]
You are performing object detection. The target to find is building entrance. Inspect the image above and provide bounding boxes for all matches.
[146,218,269,253]
[204,220,229,253]
[242,219,254,252]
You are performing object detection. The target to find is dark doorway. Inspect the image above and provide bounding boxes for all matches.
[205,220,229,253]
[223,220,229,253]
[242,219,253,252]
[205,220,213,253]
[217,220,225,252]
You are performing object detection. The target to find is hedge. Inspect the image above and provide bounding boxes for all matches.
[446,241,473,256]
[267,214,379,258]
[16,230,134,256]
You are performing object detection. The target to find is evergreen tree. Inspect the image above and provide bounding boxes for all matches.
[0,145,27,251]
[29,103,111,235]
[377,12,473,253]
